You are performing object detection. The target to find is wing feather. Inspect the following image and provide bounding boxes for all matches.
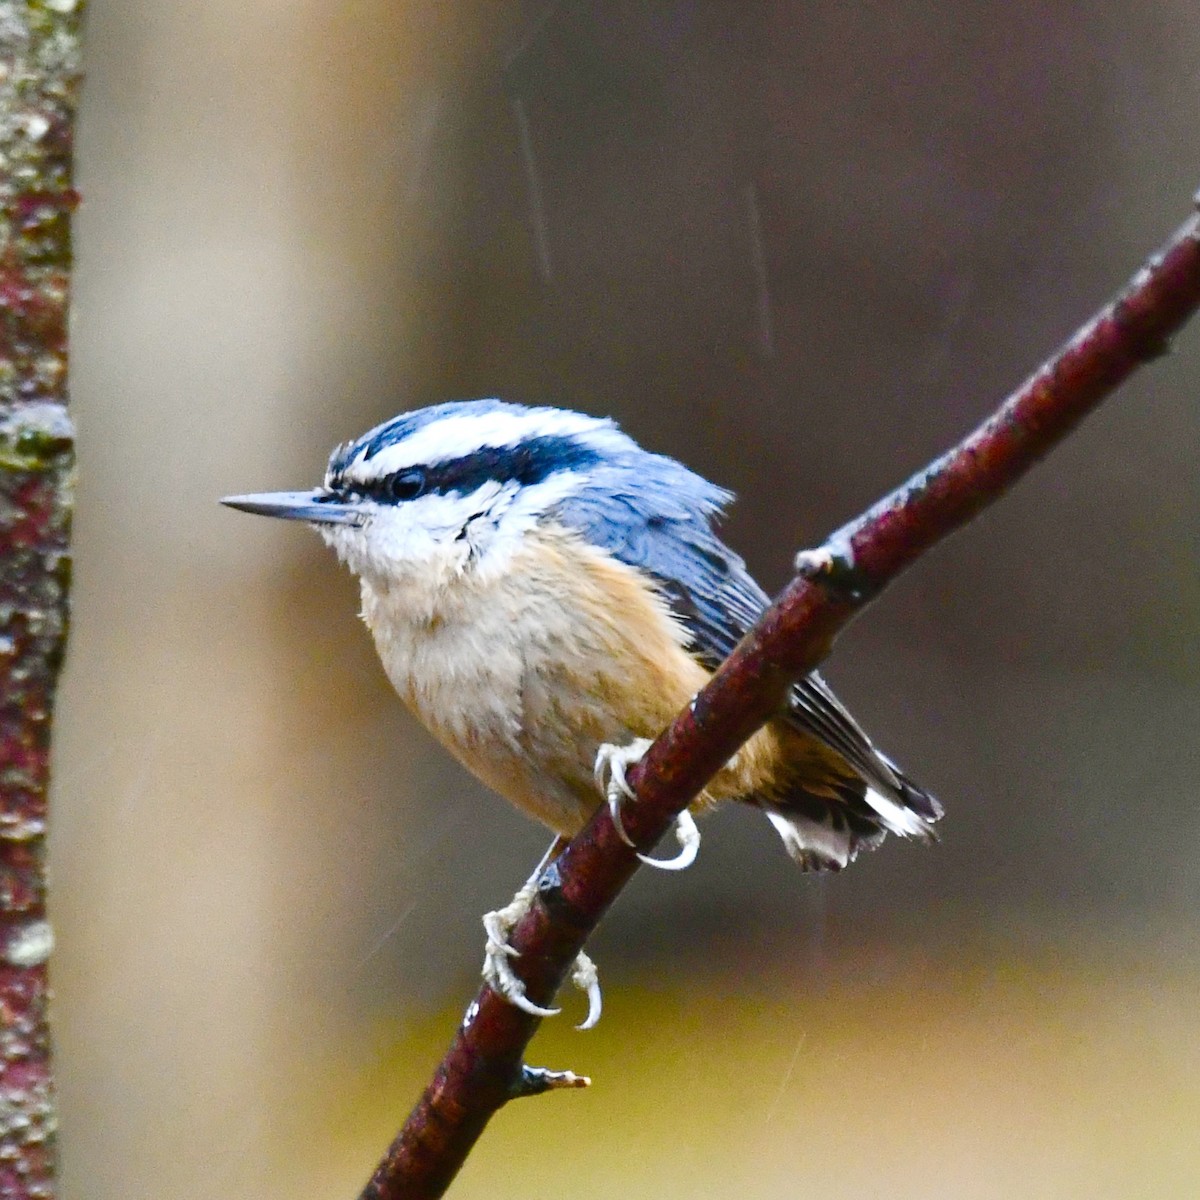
[551,457,941,856]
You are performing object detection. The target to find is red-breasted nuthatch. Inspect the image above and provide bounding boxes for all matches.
[223,400,941,1027]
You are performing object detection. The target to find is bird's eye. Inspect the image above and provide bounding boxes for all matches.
[386,469,426,502]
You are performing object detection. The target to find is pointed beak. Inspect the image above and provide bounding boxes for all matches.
[220,490,366,527]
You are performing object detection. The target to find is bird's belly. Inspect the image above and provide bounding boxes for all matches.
[359,531,713,835]
[512,649,695,834]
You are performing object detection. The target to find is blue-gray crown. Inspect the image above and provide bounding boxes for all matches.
[326,401,613,504]
[325,399,722,510]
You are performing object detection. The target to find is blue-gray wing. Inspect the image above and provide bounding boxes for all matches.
[551,459,762,664]
[552,462,941,830]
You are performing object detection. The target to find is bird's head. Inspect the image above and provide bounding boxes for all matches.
[222,399,639,588]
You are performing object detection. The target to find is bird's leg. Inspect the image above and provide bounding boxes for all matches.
[593,738,701,871]
[482,835,604,1030]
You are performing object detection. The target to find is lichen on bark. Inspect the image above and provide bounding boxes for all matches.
[0,0,82,1194]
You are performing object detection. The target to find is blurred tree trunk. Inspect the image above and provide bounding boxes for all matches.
[0,1,83,1194]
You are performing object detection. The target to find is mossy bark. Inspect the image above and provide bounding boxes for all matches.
[0,1,83,1194]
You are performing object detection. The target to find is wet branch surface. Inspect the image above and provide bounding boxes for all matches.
[360,200,1200,1200]
[0,2,82,1195]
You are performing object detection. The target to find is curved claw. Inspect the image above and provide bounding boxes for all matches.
[635,810,701,871]
[595,739,653,850]
[482,911,522,959]
[596,740,702,871]
[607,790,637,849]
[483,934,561,1018]
[571,951,603,1031]
[508,992,562,1020]
[482,846,605,1026]
[591,749,610,795]
[491,971,562,1020]
[482,885,561,1019]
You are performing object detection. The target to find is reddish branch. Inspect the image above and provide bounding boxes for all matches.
[0,3,82,1196]
[361,203,1200,1200]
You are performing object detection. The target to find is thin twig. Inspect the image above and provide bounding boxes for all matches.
[359,199,1200,1200]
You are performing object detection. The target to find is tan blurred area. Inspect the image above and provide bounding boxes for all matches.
[54,2,1200,1197]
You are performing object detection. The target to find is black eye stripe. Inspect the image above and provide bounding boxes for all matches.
[335,435,600,504]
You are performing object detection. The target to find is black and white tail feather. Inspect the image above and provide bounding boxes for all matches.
[765,673,943,871]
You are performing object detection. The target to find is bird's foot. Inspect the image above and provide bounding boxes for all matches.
[593,738,701,871]
[567,949,602,1031]
[482,876,603,1030]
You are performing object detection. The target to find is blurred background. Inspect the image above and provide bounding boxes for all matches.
[55,2,1199,1196]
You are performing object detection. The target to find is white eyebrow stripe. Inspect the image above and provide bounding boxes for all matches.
[344,407,627,482]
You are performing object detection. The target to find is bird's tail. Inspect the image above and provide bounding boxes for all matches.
[764,765,941,873]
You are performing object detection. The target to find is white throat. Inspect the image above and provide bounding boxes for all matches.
[317,470,587,622]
